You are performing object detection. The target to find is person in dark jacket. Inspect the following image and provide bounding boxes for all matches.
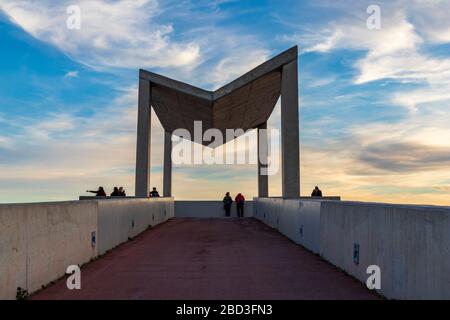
[223,192,233,217]
[149,187,160,198]
[235,193,245,218]
[118,187,126,197]
[86,187,106,197]
[311,186,323,197]
[111,187,120,197]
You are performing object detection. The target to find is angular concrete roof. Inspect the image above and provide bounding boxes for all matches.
[139,46,297,146]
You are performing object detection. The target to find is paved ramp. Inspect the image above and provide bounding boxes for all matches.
[31,218,379,300]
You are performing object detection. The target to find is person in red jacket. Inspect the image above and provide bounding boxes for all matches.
[235,193,245,218]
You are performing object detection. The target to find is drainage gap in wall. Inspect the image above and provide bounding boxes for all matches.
[152,214,155,221]
[353,243,360,265]
[131,220,135,229]
[299,225,303,237]
[91,231,96,248]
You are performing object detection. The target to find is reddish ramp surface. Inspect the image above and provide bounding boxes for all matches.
[31,218,379,300]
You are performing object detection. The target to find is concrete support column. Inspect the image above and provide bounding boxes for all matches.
[257,122,269,198]
[281,59,300,198]
[163,131,172,197]
[135,79,151,198]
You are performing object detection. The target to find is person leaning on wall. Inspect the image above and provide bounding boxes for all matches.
[235,193,245,218]
[223,192,233,217]
[149,187,160,198]
[86,186,106,197]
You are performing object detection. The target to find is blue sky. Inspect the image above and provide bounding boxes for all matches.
[1,0,450,204]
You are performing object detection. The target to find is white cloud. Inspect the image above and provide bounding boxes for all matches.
[64,71,78,78]
[298,12,423,83]
[288,3,450,114]
[212,48,270,89]
[0,0,200,70]
[407,0,450,44]
[0,0,279,203]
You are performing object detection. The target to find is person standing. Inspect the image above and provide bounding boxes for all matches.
[235,193,245,218]
[149,187,160,198]
[86,187,106,197]
[223,192,233,217]
[111,187,120,197]
[311,186,323,197]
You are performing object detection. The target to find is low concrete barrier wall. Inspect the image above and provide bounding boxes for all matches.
[0,201,98,300]
[0,198,174,300]
[175,201,253,218]
[320,201,450,300]
[253,197,450,299]
[253,198,322,253]
[97,198,174,254]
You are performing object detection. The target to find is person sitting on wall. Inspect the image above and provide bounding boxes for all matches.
[311,186,323,197]
[86,186,106,197]
[118,187,126,197]
[223,192,233,217]
[111,187,120,197]
[235,193,245,218]
[149,187,160,198]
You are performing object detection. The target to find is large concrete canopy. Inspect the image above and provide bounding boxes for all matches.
[136,46,300,199]
[139,46,297,147]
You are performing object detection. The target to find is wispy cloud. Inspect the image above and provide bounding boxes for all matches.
[64,71,79,78]
[291,2,450,113]
[1,0,450,205]
[0,0,200,70]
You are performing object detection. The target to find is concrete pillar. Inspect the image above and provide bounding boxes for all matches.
[135,79,151,198]
[257,122,268,197]
[281,59,300,198]
[163,131,172,197]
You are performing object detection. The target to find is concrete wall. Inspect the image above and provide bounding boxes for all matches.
[0,198,174,300]
[320,201,450,300]
[253,197,450,299]
[97,198,174,254]
[175,201,253,218]
[253,198,322,253]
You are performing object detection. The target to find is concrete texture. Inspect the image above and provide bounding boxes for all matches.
[254,197,450,299]
[0,201,98,300]
[320,201,450,300]
[280,59,300,198]
[253,198,322,253]
[136,47,301,199]
[135,78,151,198]
[175,201,253,218]
[31,218,378,300]
[257,122,268,197]
[138,46,297,146]
[163,131,173,197]
[0,198,174,300]
[97,198,174,255]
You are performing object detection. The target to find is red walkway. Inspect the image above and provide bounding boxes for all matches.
[32,218,379,300]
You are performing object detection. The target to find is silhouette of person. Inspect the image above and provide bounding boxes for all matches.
[87,187,106,197]
[149,187,160,198]
[111,187,120,197]
[223,192,233,217]
[235,193,245,218]
[311,186,323,197]
[118,187,126,197]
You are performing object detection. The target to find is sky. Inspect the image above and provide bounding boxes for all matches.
[0,0,450,205]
